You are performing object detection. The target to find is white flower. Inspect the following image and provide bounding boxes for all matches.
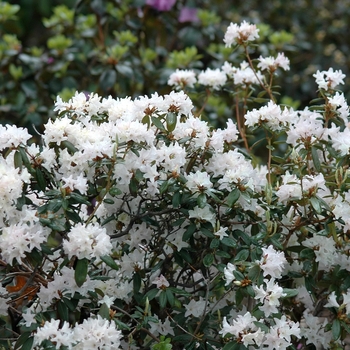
[168,69,197,89]
[188,205,216,226]
[152,274,170,289]
[324,291,340,308]
[313,67,346,90]
[185,170,213,194]
[244,100,295,131]
[224,21,259,47]
[0,124,31,150]
[257,245,287,279]
[214,226,229,240]
[63,223,113,260]
[71,315,122,349]
[198,68,227,90]
[257,52,290,71]
[253,278,286,316]
[224,262,236,285]
[184,297,206,317]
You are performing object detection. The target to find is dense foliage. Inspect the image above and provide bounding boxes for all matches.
[2,15,350,350]
[2,0,350,133]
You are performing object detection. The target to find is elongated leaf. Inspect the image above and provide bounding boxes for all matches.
[75,258,88,287]
[166,288,175,306]
[203,253,214,267]
[311,146,321,171]
[226,188,240,207]
[151,116,166,130]
[159,290,167,308]
[332,318,341,340]
[166,112,177,132]
[100,255,119,270]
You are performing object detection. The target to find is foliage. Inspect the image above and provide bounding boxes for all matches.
[2,18,350,350]
[2,0,350,135]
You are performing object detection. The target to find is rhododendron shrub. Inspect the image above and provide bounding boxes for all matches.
[2,21,350,350]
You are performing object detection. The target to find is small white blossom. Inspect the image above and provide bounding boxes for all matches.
[168,69,197,89]
[198,68,227,90]
[224,20,259,47]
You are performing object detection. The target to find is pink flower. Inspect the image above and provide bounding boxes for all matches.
[146,0,176,11]
[179,7,198,23]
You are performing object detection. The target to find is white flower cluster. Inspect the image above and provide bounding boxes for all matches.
[224,20,260,46]
[313,67,345,90]
[34,315,122,349]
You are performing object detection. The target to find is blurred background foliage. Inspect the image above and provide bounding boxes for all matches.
[1,0,350,135]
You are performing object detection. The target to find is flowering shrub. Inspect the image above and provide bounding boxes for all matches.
[2,20,350,350]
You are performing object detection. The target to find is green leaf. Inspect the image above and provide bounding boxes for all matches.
[145,288,159,301]
[151,116,166,130]
[221,237,237,248]
[311,146,321,171]
[166,288,175,306]
[247,264,261,281]
[203,253,214,267]
[57,300,69,322]
[14,332,32,350]
[100,255,119,271]
[234,249,249,262]
[109,187,122,196]
[300,248,315,260]
[222,341,243,350]
[133,272,142,293]
[309,196,322,214]
[36,167,47,191]
[226,188,240,207]
[332,318,341,340]
[282,288,299,298]
[166,112,177,132]
[99,302,111,319]
[14,149,23,169]
[183,223,196,241]
[172,191,181,208]
[75,258,88,287]
[210,238,220,249]
[197,192,207,208]
[159,290,167,308]
[159,180,169,194]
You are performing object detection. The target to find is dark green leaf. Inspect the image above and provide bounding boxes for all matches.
[311,146,321,171]
[226,188,240,207]
[300,248,315,260]
[166,112,177,132]
[159,290,167,308]
[75,258,88,287]
[36,168,47,191]
[234,249,249,262]
[309,196,322,214]
[172,191,181,208]
[99,302,111,319]
[14,332,33,350]
[133,272,142,293]
[166,288,175,306]
[145,288,159,301]
[282,288,299,298]
[332,318,341,340]
[221,237,237,248]
[197,193,207,208]
[159,180,169,194]
[203,253,214,267]
[183,223,196,241]
[57,300,69,322]
[151,116,166,130]
[100,255,119,270]
[210,238,220,249]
